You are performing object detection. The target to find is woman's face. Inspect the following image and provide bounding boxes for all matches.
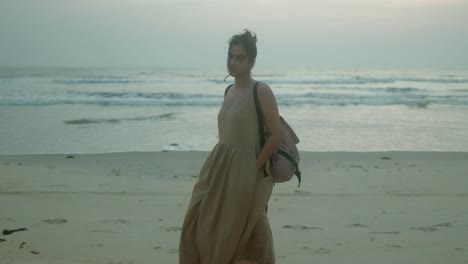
[227,44,251,77]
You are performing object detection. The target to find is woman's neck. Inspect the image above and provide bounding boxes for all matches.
[234,74,254,89]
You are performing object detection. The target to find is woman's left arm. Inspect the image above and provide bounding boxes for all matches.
[256,82,281,172]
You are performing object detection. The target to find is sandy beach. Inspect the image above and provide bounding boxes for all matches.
[1,151,467,264]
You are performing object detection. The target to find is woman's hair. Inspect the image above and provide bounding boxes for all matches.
[229,29,258,66]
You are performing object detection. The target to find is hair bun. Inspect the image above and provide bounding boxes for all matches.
[242,29,257,43]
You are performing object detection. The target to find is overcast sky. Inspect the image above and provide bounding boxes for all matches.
[1,0,467,69]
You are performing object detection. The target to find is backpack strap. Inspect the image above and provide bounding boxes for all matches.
[224,84,234,97]
[253,82,269,177]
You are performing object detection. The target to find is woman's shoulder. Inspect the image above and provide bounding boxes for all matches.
[255,81,275,97]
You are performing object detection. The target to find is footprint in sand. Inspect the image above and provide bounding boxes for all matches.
[161,226,181,232]
[293,190,312,196]
[167,248,178,254]
[90,230,119,233]
[111,169,121,176]
[411,222,452,232]
[386,244,403,249]
[432,222,453,227]
[369,231,400,235]
[314,247,332,254]
[301,246,332,254]
[411,226,438,232]
[100,219,128,225]
[42,218,68,224]
[282,225,324,231]
[345,223,368,228]
[336,241,352,246]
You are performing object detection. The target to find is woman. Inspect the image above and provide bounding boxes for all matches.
[179,29,281,264]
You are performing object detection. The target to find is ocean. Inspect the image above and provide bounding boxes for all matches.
[1,67,467,154]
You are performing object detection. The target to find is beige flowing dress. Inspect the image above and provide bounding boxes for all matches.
[179,85,275,264]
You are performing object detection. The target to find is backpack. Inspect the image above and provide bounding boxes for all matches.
[225,82,302,187]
